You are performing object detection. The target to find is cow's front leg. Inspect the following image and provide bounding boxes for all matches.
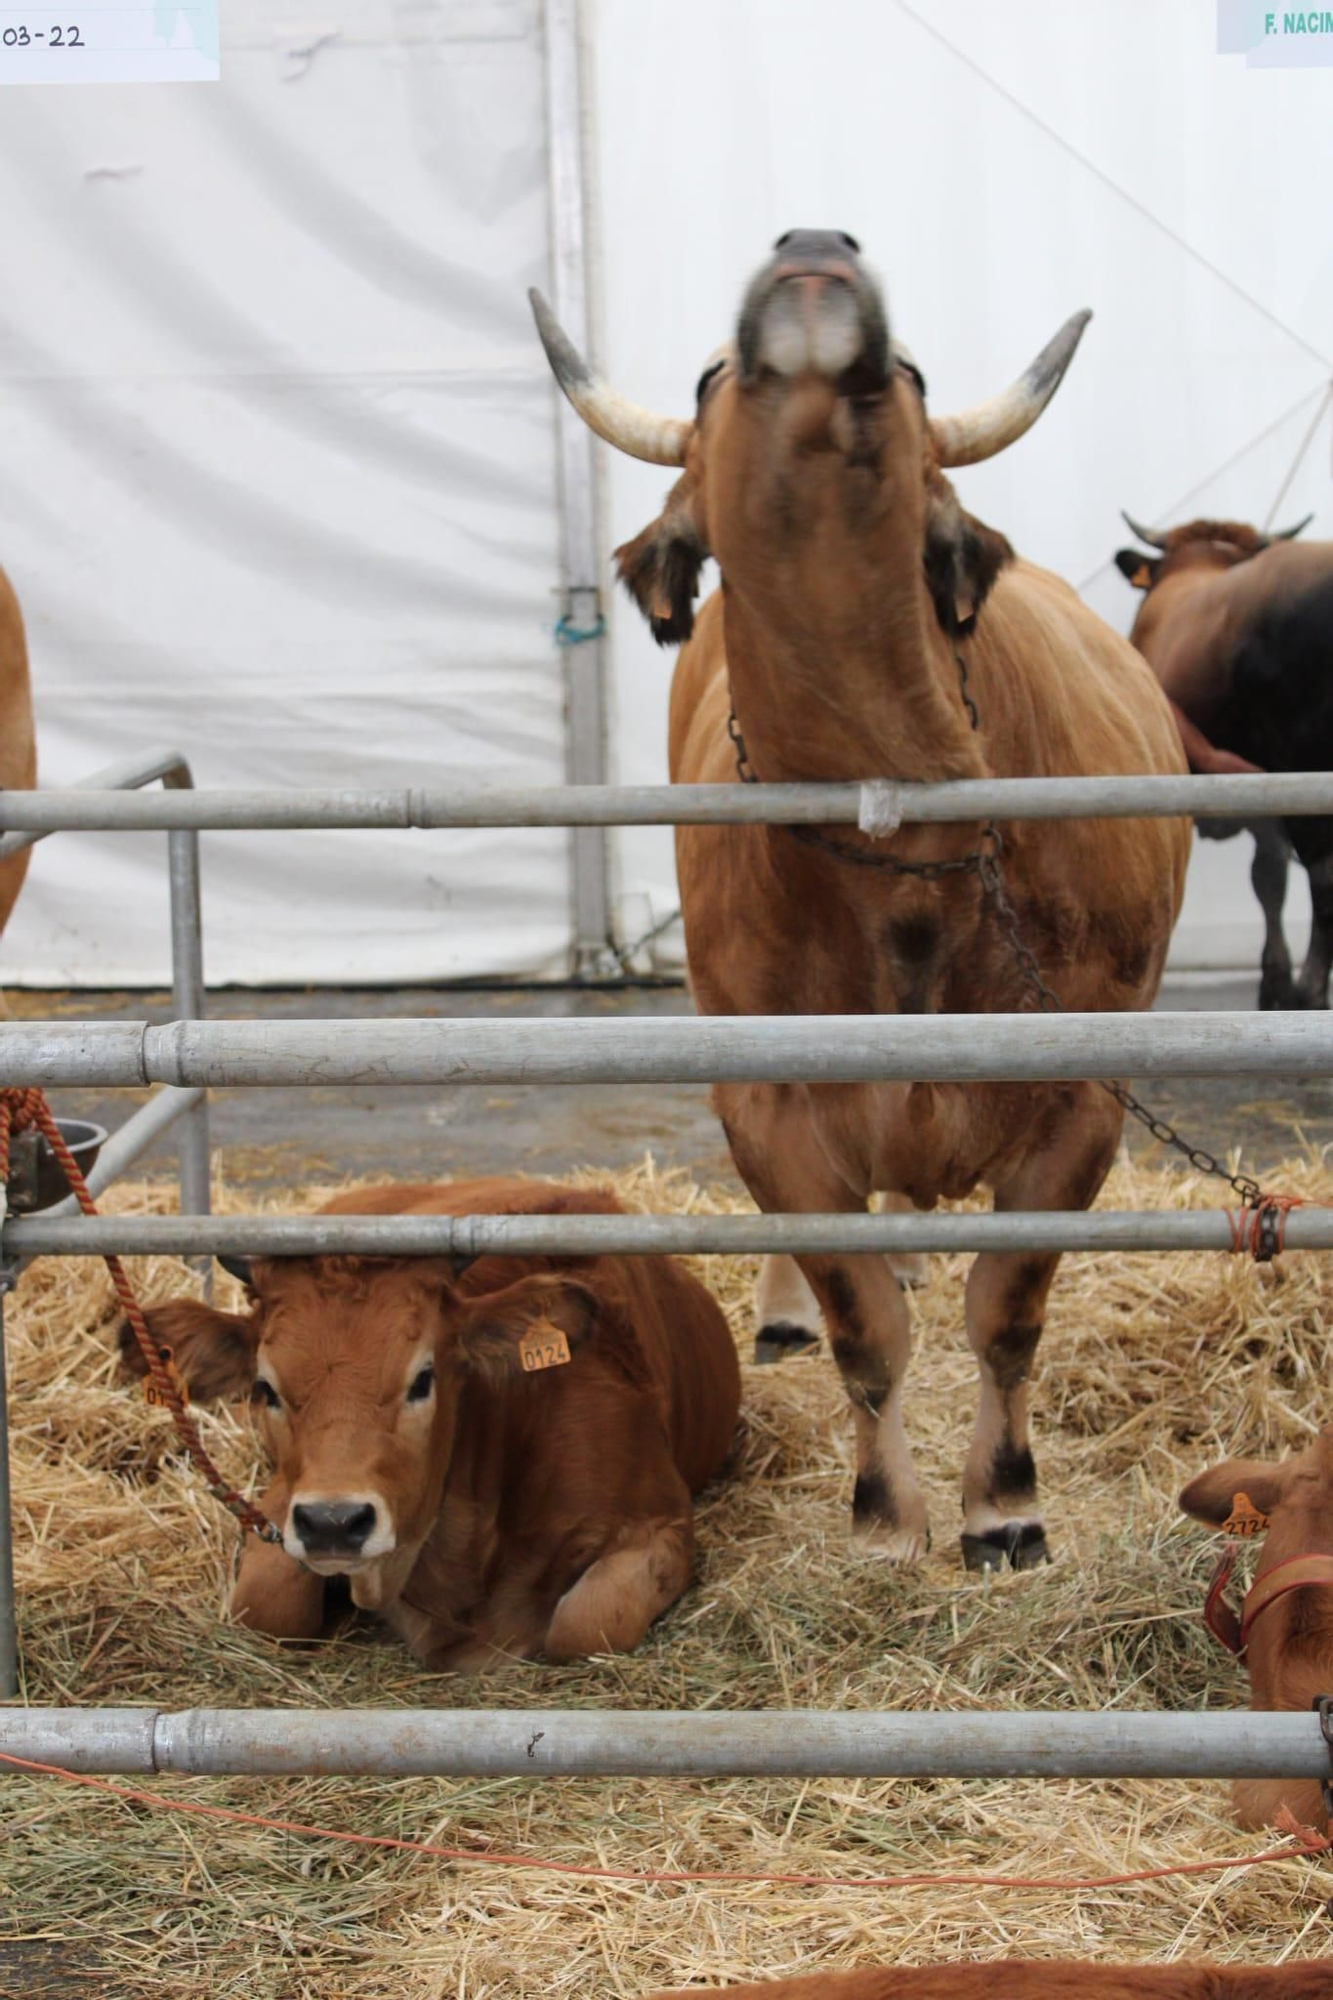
[718,1086,927,1560]
[1251,822,1295,1009]
[961,1086,1120,1571]
[755,1194,928,1363]
[1294,851,1333,1008]
[231,1479,326,1639]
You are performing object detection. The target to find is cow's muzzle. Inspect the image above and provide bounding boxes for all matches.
[287,1493,393,1568]
[736,228,890,392]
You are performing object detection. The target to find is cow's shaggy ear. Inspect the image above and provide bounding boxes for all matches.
[1115,548,1158,589]
[614,473,710,647]
[1178,1457,1286,1529]
[457,1275,599,1383]
[118,1300,258,1405]
[923,484,1013,636]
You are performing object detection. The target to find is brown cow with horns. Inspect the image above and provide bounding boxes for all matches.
[532,230,1189,1570]
[122,1180,740,1669]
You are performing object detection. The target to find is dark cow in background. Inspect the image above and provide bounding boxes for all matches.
[0,561,36,1007]
[121,1179,741,1672]
[534,231,1189,1573]
[1116,510,1331,1009]
[1181,1428,1333,1834]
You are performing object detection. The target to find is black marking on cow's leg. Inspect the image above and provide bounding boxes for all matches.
[988,1437,1037,1508]
[961,1522,1051,1572]
[853,1470,897,1528]
[754,1319,821,1365]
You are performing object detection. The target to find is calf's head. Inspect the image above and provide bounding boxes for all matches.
[1181,1431,1333,1832]
[123,1257,597,1607]
[531,231,1091,648]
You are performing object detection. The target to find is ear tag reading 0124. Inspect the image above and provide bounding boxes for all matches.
[1222,1492,1270,1538]
[519,1319,572,1374]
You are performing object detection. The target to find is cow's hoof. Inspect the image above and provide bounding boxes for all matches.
[890,1255,930,1291]
[854,1519,930,1563]
[754,1319,821,1365]
[961,1522,1051,1572]
[1259,977,1300,1011]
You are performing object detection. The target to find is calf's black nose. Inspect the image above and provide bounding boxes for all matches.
[291,1499,377,1555]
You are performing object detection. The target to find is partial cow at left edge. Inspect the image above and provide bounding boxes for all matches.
[0,558,36,1011]
[118,1179,741,1673]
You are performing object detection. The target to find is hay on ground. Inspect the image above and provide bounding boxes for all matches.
[3,1149,1333,1999]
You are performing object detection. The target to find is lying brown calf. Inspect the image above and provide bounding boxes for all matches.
[649,1963,1333,1998]
[123,1179,740,1672]
[1180,1428,1333,1830]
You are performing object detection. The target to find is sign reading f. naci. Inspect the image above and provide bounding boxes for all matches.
[1218,0,1333,63]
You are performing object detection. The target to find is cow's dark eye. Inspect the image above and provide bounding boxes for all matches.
[252,1378,281,1412]
[406,1364,435,1405]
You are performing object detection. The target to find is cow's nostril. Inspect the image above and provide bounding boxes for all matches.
[291,1499,378,1554]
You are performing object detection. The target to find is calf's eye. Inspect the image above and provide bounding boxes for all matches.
[406,1365,435,1405]
[251,1378,281,1412]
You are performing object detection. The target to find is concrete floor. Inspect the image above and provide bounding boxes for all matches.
[6,973,1329,1195]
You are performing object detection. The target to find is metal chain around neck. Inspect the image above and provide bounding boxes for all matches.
[726,655,1264,1209]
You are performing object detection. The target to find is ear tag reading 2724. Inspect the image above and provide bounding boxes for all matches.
[1222,1492,1270,1538]
[519,1319,572,1374]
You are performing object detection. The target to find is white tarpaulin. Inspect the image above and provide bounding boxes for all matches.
[0,0,573,985]
[590,0,1332,977]
[1,0,1330,987]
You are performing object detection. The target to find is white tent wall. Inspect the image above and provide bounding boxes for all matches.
[589,0,1333,978]
[0,0,578,987]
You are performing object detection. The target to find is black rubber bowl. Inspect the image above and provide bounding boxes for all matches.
[13,1118,108,1211]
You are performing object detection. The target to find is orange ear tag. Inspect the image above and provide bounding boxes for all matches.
[1222,1492,1270,1538]
[519,1320,572,1374]
[144,1354,191,1409]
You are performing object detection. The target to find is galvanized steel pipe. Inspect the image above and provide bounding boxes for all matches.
[0,1011,1329,1090]
[0,1706,1326,1780]
[1,771,1332,831]
[7,1205,1333,1261]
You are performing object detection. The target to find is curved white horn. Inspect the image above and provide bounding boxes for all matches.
[529,289,692,468]
[929,309,1093,468]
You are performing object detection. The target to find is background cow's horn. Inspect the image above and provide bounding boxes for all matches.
[216,1252,254,1285]
[929,309,1093,468]
[528,289,692,468]
[1120,509,1169,551]
[1270,512,1314,542]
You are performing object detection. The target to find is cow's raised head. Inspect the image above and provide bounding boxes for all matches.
[121,1257,598,1607]
[531,233,1091,647]
[1115,511,1313,595]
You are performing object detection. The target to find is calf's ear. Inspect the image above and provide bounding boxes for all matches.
[457,1275,599,1383]
[118,1299,258,1405]
[614,472,710,647]
[1178,1456,1285,1528]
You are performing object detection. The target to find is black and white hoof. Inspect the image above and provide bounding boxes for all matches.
[753,1319,822,1366]
[960,1522,1051,1573]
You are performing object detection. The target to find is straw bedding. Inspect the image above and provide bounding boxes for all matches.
[3,1149,1333,1999]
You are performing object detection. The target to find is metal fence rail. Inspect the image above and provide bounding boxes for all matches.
[7,1206,1333,1261]
[2,1706,1327,1781]
[1,1010,1330,1088]
[3,758,1331,1776]
[3,770,1333,831]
